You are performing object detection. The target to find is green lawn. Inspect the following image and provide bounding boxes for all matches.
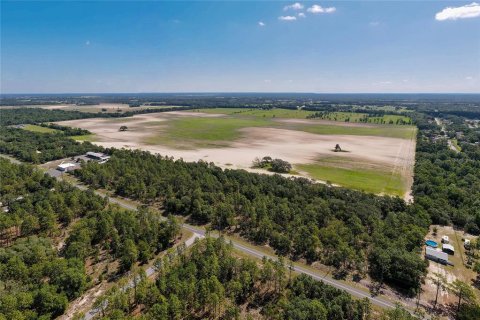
[296,162,406,197]
[70,134,95,142]
[23,124,59,133]
[144,116,271,148]
[195,108,317,119]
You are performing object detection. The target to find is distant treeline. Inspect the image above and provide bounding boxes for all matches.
[75,149,429,295]
[305,111,412,124]
[0,107,198,126]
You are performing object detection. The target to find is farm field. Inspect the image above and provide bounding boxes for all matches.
[2,103,184,114]
[196,108,412,124]
[56,108,416,199]
[296,156,406,197]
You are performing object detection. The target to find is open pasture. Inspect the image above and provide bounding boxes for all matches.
[56,109,416,199]
[195,108,412,125]
[23,124,59,133]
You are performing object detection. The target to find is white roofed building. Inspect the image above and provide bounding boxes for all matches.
[425,247,449,264]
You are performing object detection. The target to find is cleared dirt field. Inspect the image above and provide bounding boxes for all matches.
[56,110,416,199]
[3,103,183,113]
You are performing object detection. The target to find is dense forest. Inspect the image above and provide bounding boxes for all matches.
[92,236,416,320]
[0,159,180,319]
[75,149,429,295]
[413,115,480,234]
[0,127,104,163]
[0,108,94,126]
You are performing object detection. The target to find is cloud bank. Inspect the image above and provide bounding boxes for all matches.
[435,2,480,21]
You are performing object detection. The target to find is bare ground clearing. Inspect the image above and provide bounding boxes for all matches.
[57,111,415,199]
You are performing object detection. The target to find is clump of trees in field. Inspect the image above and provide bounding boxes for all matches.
[252,156,293,173]
[75,149,429,295]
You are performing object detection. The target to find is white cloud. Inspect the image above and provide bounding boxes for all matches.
[284,3,304,11]
[435,2,480,21]
[369,21,380,27]
[258,21,265,27]
[298,12,306,18]
[307,5,336,14]
[264,79,271,83]
[466,76,474,80]
[85,40,90,46]
[278,15,297,21]
[373,81,393,86]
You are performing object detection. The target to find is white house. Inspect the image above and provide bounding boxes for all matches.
[57,163,77,172]
[442,243,455,255]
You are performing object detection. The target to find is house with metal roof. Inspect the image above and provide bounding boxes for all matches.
[425,247,449,264]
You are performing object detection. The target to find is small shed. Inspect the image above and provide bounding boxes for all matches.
[442,243,455,255]
[441,235,449,244]
[464,239,471,249]
[425,247,449,264]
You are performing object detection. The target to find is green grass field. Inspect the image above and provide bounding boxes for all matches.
[146,110,416,145]
[298,123,416,139]
[195,108,412,125]
[70,134,95,142]
[144,117,271,148]
[296,162,406,197]
[22,124,95,142]
[23,124,59,133]
[196,108,317,119]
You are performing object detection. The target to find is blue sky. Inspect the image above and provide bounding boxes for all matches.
[1,1,479,93]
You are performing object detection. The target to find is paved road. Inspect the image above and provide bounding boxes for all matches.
[48,174,413,318]
[181,225,398,310]
[83,232,204,320]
